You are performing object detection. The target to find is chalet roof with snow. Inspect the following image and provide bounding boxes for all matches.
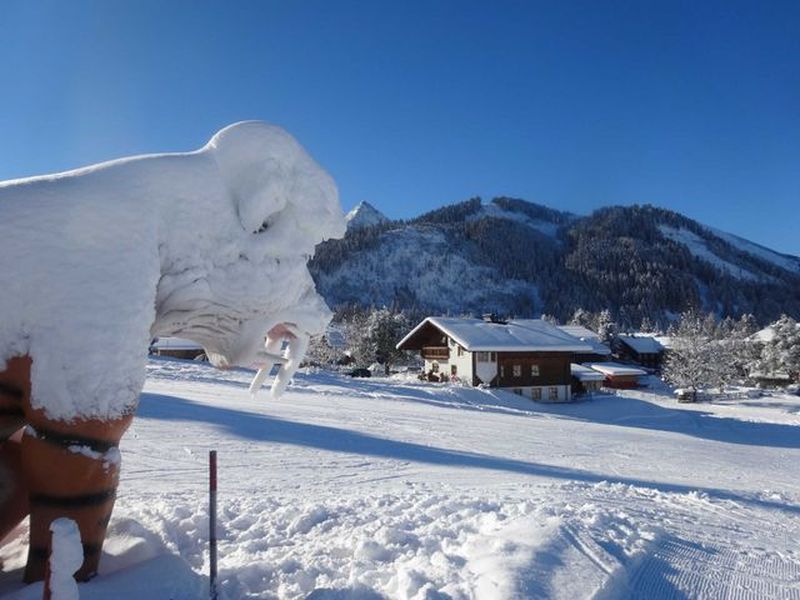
[397,317,593,353]
[558,325,600,340]
[557,325,612,356]
[585,362,648,377]
[150,337,203,351]
[571,363,605,381]
[617,334,664,355]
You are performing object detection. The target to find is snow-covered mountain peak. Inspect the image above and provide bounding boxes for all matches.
[311,199,800,325]
[345,201,388,231]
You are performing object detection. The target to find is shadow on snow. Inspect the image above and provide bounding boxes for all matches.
[137,391,800,516]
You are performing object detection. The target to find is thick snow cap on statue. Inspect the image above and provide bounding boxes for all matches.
[0,121,345,421]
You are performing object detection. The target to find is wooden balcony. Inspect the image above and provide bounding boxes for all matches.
[421,346,449,360]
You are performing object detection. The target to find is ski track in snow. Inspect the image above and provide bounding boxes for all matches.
[2,359,800,599]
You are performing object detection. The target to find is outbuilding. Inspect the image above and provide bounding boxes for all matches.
[571,363,605,395]
[584,362,648,389]
[149,337,205,360]
[615,335,665,369]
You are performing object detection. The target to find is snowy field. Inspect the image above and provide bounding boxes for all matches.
[3,358,800,599]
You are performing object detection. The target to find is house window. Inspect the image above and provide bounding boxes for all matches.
[500,365,505,377]
[549,387,559,401]
[451,365,457,376]
[513,365,522,378]
[490,352,496,361]
[531,388,542,400]
[476,351,493,362]
[530,364,540,377]
[431,362,439,372]
[457,345,463,357]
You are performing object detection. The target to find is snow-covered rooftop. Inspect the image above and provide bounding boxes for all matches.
[398,317,593,353]
[558,325,599,340]
[749,323,800,344]
[617,335,665,354]
[150,337,203,351]
[557,326,611,355]
[571,363,605,381]
[585,362,648,377]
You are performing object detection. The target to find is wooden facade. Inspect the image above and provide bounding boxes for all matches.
[492,352,571,388]
[614,338,664,369]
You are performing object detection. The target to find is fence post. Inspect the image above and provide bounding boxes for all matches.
[209,450,218,600]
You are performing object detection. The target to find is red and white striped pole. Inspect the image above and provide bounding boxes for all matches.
[209,450,218,600]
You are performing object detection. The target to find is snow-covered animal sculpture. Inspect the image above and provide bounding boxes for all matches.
[0,122,345,582]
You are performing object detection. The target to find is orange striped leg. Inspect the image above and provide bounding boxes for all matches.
[21,407,132,583]
[0,357,32,544]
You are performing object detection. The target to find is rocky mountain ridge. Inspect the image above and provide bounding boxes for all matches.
[310,197,800,327]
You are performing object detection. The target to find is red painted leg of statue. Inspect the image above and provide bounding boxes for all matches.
[0,430,29,544]
[0,357,33,544]
[20,410,132,583]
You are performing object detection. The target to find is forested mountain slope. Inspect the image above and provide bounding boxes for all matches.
[309,197,800,327]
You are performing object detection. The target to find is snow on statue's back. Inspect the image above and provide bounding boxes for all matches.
[0,122,344,584]
[0,121,345,420]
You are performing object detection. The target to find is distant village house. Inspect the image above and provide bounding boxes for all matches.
[396,315,594,402]
[614,334,665,369]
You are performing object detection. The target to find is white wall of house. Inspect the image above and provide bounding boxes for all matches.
[448,338,473,383]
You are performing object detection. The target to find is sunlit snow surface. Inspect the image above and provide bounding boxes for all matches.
[3,358,800,599]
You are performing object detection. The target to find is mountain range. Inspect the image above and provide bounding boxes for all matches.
[310,197,800,327]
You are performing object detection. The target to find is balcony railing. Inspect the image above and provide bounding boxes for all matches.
[421,346,449,360]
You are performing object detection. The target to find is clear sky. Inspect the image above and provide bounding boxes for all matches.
[1,0,798,254]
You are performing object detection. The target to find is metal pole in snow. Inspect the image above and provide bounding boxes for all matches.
[209,450,218,600]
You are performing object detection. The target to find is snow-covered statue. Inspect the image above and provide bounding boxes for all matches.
[0,122,345,582]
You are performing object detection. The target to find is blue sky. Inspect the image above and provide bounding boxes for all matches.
[1,0,798,254]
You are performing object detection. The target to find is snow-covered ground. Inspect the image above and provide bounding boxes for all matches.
[3,358,800,599]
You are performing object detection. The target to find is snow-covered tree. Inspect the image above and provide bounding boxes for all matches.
[663,310,739,395]
[347,308,410,374]
[754,315,800,382]
[568,308,593,328]
[596,309,617,344]
[639,315,656,333]
[304,333,343,367]
[541,313,559,326]
[722,314,759,379]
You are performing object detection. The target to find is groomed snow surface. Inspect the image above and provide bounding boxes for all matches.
[3,358,800,599]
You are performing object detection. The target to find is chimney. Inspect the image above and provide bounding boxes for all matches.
[482,313,507,324]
